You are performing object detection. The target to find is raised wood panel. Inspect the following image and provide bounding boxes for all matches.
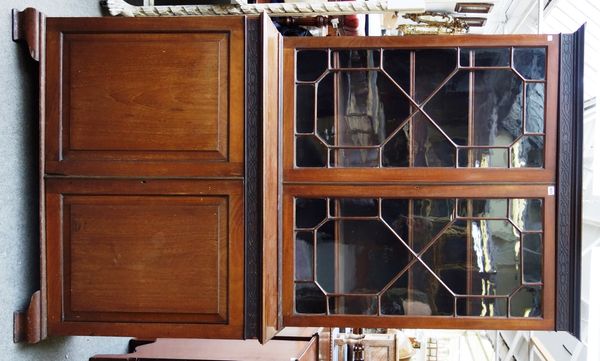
[45,179,244,339]
[45,17,245,177]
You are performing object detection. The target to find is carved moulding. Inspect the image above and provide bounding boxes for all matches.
[103,0,426,17]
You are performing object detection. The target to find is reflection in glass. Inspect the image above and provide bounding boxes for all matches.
[329,296,378,315]
[293,197,544,317]
[510,198,543,231]
[295,231,313,281]
[513,48,546,80]
[296,136,327,167]
[461,48,510,67]
[316,220,410,294]
[295,198,327,228]
[381,262,454,316]
[523,233,543,283]
[424,71,469,146]
[412,112,456,167]
[382,123,410,167]
[382,49,411,96]
[295,283,326,314]
[511,136,544,168]
[297,50,328,81]
[457,297,507,317]
[458,148,508,168]
[333,49,381,69]
[316,73,335,145]
[510,286,542,317]
[526,83,545,133]
[458,199,508,218]
[473,70,523,146]
[296,84,315,133]
[415,49,457,103]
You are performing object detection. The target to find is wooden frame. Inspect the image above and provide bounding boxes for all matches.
[282,185,556,330]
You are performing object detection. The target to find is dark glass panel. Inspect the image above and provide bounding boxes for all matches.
[381,262,454,316]
[510,286,542,317]
[412,112,456,167]
[332,49,381,69]
[513,47,546,80]
[316,72,335,145]
[296,198,327,229]
[412,199,455,252]
[509,198,543,232]
[297,50,328,81]
[474,48,511,67]
[523,233,543,284]
[526,83,545,133]
[295,231,314,281]
[423,71,469,146]
[296,84,315,134]
[458,148,509,168]
[456,297,507,317]
[335,198,379,217]
[316,221,336,292]
[382,122,410,167]
[316,219,411,294]
[295,283,326,314]
[457,199,508,218]
[415,49,457,103]
[510,135,544,168]
[331,148,379,167]
[328,296,378,315]
[382,49,411,96]
[296,136,327,167]
[473,70,523,146]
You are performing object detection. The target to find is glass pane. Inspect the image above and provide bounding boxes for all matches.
[296,198,327,228]
[296,135,327,167]
[523,233,543,284]
[415,49,457,103]
[316,72,335,145]
[382,49,410,96]
[473,70,523,146]
[295,231,314,281]
[513,48,546,80]
[295,283,326,314]
[335,198,379,217]
[331,148,379,167]
[457,297,507,317]
[382,122,410,167]
[511,135,544,167]
[412,112,456,167]
[329,296,378,315]
[510,286,542,317]
[424,70,469,146]
[509,198,543,231]
[381,262,454,316]
[296,84,315,133]
[297,50,328,81]
[332,49,381,69]
[470,48,511,67]
[458,199,508,218]
[422,219,521,297]
[315,219,411,294]
[526,83,545,133]
[458,148,509,168]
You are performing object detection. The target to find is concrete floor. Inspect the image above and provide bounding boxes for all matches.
[0,1,128,359]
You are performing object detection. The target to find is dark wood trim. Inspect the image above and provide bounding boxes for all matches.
[12,8,44,61]
[13,291,42,343]
[556,25,584,338]
[245,17,260,340]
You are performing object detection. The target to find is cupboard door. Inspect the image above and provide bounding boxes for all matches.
[45,179,244,338]
[45,17,245,177]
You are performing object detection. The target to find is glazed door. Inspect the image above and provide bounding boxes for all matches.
[282,32,583,335]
